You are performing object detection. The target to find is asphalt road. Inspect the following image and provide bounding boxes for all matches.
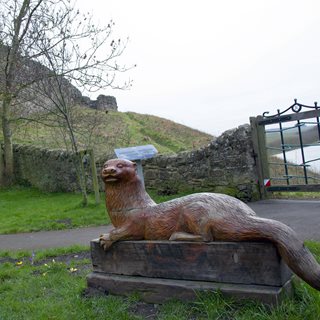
[249,199,320,242]
[0,199,319,251]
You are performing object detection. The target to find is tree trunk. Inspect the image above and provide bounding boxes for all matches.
[77,151,88,206]
[1,97,14,186]
[88,149,100,205]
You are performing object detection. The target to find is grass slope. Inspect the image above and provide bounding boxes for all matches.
[268,156,320,186]
[3,108,213,157]
[267,125,319,155]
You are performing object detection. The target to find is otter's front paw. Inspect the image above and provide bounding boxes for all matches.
[99,234,113,251]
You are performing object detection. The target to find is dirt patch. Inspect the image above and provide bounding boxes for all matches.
[54,218,73,228]
[82,288,160,319]
[129,302,159,319]
[34,251,90,265]
[0,257,17,264]
[0,251,90,266]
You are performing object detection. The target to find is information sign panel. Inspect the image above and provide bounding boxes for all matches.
[114,145,158,161]
[114,145,158,189]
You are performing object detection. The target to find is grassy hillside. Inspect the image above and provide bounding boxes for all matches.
[3,107,213,157]
[268,155,320,186]
[266,124,319,155]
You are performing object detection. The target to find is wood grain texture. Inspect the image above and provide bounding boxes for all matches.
[86,272,293,305]
[91,239,292,286]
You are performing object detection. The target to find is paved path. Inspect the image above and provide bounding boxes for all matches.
[0,199,319,251]
[249,199,320,242]
[0,225,112,251]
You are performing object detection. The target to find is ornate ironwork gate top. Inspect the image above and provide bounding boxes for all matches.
[263,99,319,118]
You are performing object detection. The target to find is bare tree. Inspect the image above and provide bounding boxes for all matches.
[0,0,132,187]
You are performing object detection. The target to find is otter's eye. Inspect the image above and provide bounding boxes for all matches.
[117,163,124,168]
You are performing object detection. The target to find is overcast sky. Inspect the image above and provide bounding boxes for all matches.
[76,0,320,136]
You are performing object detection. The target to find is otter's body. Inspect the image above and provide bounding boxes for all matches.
[100,158,320,291]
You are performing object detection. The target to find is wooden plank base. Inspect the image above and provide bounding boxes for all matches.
[87,239,293,305]
[87,272,293,305]
[90,239,292,286]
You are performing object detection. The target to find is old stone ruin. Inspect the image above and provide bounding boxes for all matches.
[81,94,118,112]
[0,45,118,114]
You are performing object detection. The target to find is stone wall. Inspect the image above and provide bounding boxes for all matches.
[12,145,79,192]
[143,124,260,201]
[9,144,107,192]
[3,124,260,201]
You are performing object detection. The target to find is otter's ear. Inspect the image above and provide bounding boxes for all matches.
[132,162,137,171]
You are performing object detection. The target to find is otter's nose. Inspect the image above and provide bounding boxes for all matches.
[103,167,116,174]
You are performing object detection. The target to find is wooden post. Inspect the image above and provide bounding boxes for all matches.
[0,143,4,186]
[88,149,100,205]
[135,159,145,189]
[250,116,270,199]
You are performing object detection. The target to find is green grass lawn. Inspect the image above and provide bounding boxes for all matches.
[0,187,109,234]
[0,244,320,320]
[0,187,190,234]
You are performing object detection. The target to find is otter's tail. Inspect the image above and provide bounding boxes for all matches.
[245,217,320,291]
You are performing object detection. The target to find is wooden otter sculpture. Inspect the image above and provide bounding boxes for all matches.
[99,158,320,291]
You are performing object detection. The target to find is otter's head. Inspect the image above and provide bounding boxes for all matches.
[101,159,137,184]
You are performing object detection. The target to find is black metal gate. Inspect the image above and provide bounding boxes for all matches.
[250,100,320,197]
